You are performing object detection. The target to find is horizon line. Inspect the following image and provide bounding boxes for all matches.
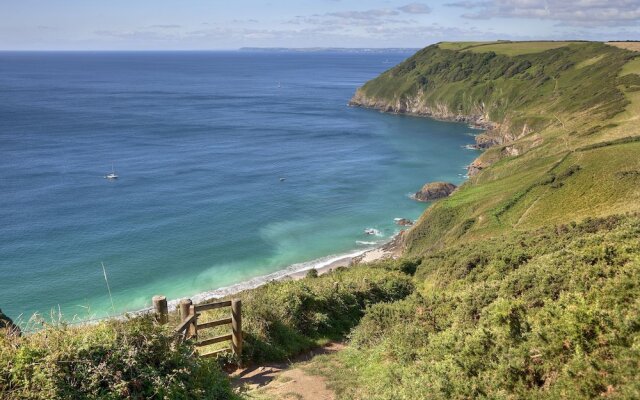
[0,47,423,52]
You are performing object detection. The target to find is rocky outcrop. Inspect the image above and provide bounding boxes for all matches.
[395,218,414,226]
[0,308,21,336]
[413,182,457,202]
[474,133,503,149]
[467,160,488,176]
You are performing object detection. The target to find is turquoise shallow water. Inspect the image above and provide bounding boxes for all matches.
[0,51,480,321]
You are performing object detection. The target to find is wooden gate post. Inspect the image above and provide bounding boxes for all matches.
[152,295,168,325]
[179,299,193,322]
[231,299,243,364]
[188,304,198,339]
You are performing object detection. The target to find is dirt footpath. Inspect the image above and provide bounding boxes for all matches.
[232,342,344,400]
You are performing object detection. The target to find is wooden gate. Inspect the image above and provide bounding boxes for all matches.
[153,295,242,360]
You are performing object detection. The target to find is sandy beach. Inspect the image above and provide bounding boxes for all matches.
[288,231,405,280]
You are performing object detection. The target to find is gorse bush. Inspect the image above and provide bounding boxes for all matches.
[0,316,236,400]
[236,264,415,362]
[333,215,640,399]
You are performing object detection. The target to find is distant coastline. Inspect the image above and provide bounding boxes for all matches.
[239,47,419,54]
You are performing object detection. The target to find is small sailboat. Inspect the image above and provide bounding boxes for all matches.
[104,165,118,180]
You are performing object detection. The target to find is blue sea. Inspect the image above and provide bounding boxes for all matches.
[0,51,479,322]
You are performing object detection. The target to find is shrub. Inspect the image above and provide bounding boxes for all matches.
[0,316,236,399]
[237,264,414,362]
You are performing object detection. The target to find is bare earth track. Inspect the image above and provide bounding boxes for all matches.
[234,342,344,400]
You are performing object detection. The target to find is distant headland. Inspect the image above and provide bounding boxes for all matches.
[239,47,420,54]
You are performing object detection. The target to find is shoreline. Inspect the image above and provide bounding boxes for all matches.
[25,237,404,329]
[161,232,405,312]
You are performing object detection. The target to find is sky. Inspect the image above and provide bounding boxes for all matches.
[1,0,639,50]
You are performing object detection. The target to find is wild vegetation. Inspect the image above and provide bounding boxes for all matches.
[314,214,640,399]
[317,41,640,399]
[0,264,414,399]
[196,264,414,363]
[0,317,237,399]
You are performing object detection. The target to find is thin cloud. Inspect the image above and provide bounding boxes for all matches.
[398,3,432,14]
[327,9,400,20]
[446,0,640,27]
[148,24,182,29]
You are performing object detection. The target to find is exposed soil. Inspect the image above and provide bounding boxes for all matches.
[233,342,345,400]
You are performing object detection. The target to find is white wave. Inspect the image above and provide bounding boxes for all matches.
[356,240,378,245]
[364,228,383,237]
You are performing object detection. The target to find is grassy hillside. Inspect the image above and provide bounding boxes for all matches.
[351,41,640,253]
[321,41,640,399]
[314,214,640,399]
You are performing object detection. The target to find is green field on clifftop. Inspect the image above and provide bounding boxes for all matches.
[440,41,580,56]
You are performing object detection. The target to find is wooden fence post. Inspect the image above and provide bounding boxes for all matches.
[152,295,168,325]
[231,299,243,365]
[188,304,198,339]
[179,299,192,322]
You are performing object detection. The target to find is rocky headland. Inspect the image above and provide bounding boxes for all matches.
[349,89,535,176]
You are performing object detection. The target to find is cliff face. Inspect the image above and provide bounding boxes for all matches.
[349,89,495,130]
[350,88,528,175]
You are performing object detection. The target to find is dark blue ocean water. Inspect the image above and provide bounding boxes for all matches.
[0,51,479,321]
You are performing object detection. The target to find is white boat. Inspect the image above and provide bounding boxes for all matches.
[104,165,118,180]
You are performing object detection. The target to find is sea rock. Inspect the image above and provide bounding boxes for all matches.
[0,308,21,336]
[414,182,457,202]
[395,218,414,226]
